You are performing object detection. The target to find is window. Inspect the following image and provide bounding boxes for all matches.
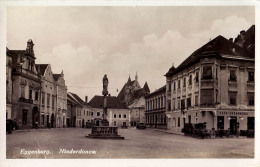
[230,70,237,81]
[178,80,180,89]
[123,114,126,118]
[248,72,254,82]
[161,97,163,107]
[47,94,50,106]
[35,92,38,101]
[201,90,214,105]
[29,89,32,100]
[217,116,224,129]
[178,100,180,109]
[188,115,191,124]
[52,95,55,107]
[91,112,93,116]
[187,97,191,108]
[248,93,254,106]
[168,83,171,92]
[119,114,121,118]
[158,98,160,108]
[84,110,85,115]
[173,82,176,90]
[22,109,28,125]
[229,92,237,105]
[114,121,116,126]
[181,99,185,110]
[183,77,186,87]
[42,93,45,106]
[188,75,192,85]
[177,117,180,127]
[195,95,198,106]
[97,112,100,116]
[202,65,212,79]
[195,72,199,82]
[173,100,175,110]
[114,114,116,118]
[216,67,218,80]
[167,100,171,111]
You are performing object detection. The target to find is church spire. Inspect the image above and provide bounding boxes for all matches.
[135,71,138,82]
[128,74,131,83]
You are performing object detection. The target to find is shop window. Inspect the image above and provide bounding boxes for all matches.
[217,116,224,129]
[230,70,237,81]
[202,65,212,79]
[248,72,254,82]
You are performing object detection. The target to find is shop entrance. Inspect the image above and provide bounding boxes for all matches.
[229,116,237,134]
[247,117,255,130]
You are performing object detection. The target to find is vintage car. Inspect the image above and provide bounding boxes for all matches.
[136,123,146,129]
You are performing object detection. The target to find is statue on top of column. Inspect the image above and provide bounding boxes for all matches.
[102,74,109,96]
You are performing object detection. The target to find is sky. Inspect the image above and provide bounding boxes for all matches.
[6,6,255,101]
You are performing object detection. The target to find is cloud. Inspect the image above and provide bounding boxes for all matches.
[192,15,252,41]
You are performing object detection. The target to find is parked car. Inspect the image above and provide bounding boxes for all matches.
[136,123,146,129]
[6,119,14,134]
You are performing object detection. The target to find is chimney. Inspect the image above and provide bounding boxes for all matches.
[85,96,88,103]
[229,38,233,42]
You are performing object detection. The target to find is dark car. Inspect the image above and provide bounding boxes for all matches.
[136,123,146,129]
[6,119,14,134]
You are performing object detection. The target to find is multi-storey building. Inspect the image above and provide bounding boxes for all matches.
[54,71,68,128]
[8,40,41,129]
[165,25,255,134]
[145,85,167,129]
[6,48,13,119]
[67,92,92,127]
[88,95,130,127]
[35,64,57,128]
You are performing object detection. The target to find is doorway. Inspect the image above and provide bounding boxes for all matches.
[229,116,237,134]
[47,115,49,128]
[247,117,255,130]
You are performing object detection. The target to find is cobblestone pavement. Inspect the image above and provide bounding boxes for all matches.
[6,127,254,159]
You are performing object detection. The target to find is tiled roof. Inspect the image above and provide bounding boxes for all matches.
[35,64,49,76]
[165,34,253,77]
[145,85,166,98]
[88,95,129,109]
[68,92,90,107]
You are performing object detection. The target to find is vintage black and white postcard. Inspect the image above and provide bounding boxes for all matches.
[0,0,259,167]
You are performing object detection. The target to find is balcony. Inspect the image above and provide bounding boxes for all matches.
[13,67,40,80]
[228,80,238,92]
[18,97,33,104]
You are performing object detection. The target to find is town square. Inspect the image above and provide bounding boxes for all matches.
[1,3,259,167]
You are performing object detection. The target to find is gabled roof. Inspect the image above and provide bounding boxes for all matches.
[145,85,166,98]
[35,64,49,76]
[143,82,150,93]
[165,34,253,77]
[88,95,129,109]
[53,74,61,81]
[67,92,91,108]
[128,97,145,108]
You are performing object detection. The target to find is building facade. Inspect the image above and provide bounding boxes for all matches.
[8,40,41,129]
[165,25,255,134]
[145,85,167,129]
[35,64,57,128]
[54,71,68,128]
[128,97,146,126]
[88,96,130,127]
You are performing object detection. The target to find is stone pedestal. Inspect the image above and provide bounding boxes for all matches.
[101,119,109,126]
[86,126,124,139]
